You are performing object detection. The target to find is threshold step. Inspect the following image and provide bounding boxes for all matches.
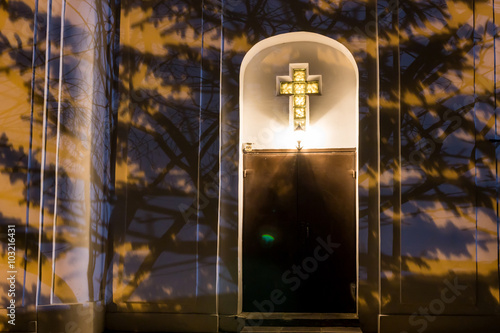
[241,327,362,333]
[242,313,359,328]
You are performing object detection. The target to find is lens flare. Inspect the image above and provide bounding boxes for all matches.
[261,234,275,246]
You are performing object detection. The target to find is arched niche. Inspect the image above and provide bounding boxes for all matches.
[237,32,360,314]
[239,32,359,150]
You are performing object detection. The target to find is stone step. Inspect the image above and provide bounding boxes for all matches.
[241,327,362,333]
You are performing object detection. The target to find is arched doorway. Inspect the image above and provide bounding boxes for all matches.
[238,32,360,315]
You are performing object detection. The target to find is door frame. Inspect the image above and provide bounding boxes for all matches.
[237,148,359,316]
[236,32,359,317]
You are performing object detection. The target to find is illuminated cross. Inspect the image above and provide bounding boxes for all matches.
[277,63,322,131]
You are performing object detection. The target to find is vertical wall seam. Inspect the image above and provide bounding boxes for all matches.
[376,0,382,315]
[25,0,40,308]
[195,0,205,300]
[36,0,53,308]
[216,0,224,324]
[395,0,403,305]
[494,0,500,303]
[50,0,66,304]
[101,2,114,302]
[473,0,479,305]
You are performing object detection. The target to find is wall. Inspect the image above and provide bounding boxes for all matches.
[0,0,117,332]
[108,0,221,331]
[377,1,500,330]
[0,1,38,330]
[2,1,500,333]
[113,1,377,332]
[114,1,500,332]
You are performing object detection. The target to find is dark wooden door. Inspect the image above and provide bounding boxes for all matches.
[243,151,356,313]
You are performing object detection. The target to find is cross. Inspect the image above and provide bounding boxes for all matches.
[277,63,322,131]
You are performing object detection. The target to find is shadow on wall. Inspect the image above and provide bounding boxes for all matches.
[0,0,498,332]
[0,0,117,329]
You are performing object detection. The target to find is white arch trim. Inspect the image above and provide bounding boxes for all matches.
[240,31,359,85]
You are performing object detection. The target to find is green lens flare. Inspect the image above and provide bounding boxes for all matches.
[261,234,275,245]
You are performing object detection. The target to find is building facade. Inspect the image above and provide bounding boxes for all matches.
[1,0,500,332]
